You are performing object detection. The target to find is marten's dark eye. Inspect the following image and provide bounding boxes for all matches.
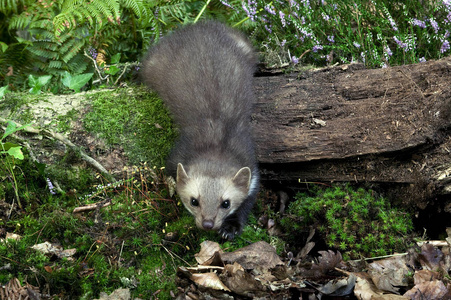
[221,200,230,209]
[190,197,199,207]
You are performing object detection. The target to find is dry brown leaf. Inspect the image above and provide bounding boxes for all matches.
[368,255,409,293]
[298,250,343,279]
[403,280,450,299]
[194,241,222,265]
[413,269,441,285]
[354,275,408,300]
[94,288,131,300]
[418,243,444,271]
[222,262,264,296]
[220,241,283,269]
[191,272,231,292]
[30,241,76,260]
[316,274,356,296]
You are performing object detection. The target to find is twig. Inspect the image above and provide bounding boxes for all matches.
[73,199,112,213]
[349,252,407,263]
[0,117,115,182]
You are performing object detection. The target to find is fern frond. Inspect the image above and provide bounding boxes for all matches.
[61,39,85,63]
[66,53,89,74]
[27,46,58,60]
[0,0,30,15]
[48,60,63,69]
[53,0,121,35]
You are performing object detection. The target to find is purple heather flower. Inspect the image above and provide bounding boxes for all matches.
[242,0,258,21]
[388,16,398,31]
[312,44,323,52]
[419,57,426,62]
[264,24,272,33]
[411,18,426,28]
[291,56,299,64]
[279,11,286,27]
[300,0,310,8]
[441,39,450,53]
[394,36,407,51]
[322,12,330,21]
[327,35,335,43]
[46,178,56,195]
[429,18,440,33]
[430,18,440,33]
[384,45,393,57]
[220,0,237,11]
[264,4,276,15]
[281,39,286,47]
[353,41,361,48]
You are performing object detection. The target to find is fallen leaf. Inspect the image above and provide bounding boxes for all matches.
[418,243,443,270]
[220,241,283,269]
[298,250,344,279]
[403,280,450,299]
[354,275,408,300]
[191,272,231,292]
[94,288,131,300]
[194,241,223,266]
[413,269,441,285]
[31,241,76,260]
[316,273,356,296]
[368,255,409,293]
[222,262,264,296]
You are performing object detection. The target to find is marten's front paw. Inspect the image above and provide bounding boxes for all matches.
[218,218,243,240]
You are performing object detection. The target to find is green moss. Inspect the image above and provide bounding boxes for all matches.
[83,87,177,167]
[281,184,414,260]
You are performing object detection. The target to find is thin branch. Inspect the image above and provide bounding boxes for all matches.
[0,117,115,182]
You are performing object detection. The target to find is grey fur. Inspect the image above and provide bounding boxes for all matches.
[142,21,259,239]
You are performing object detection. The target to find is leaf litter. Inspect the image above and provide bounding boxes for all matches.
[1,231,451,299]
[176,235,451,299]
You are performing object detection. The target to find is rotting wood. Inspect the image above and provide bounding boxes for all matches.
[252,57,451,196]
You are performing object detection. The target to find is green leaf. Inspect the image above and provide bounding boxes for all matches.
[110,53,121,64]
[1,121,32,140]
[16,37,33,46]
[61,71,93,92]
[0,86,9,98]
[105,65,120,75]
[38,75,52,86]
[0,42,7,53]
[2,121,17,140]
[28,75,52,94]
[1,142,20,151]
[28,74,37,88]
[61,71,73,88]
[7,146,24,159]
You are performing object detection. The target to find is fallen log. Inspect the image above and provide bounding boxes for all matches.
[252,57,451,200]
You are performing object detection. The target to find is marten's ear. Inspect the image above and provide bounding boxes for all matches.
[232,167,251,194]
[176,163,189,186]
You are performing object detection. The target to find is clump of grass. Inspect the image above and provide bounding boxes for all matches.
[236,0,451,68]
[281,184,413,260]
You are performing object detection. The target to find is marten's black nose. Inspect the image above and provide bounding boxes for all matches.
[202,220,214,230]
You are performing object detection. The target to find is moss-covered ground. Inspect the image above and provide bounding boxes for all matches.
[0,88,416,298]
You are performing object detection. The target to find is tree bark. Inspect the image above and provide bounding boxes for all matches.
[252,57,451,199]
